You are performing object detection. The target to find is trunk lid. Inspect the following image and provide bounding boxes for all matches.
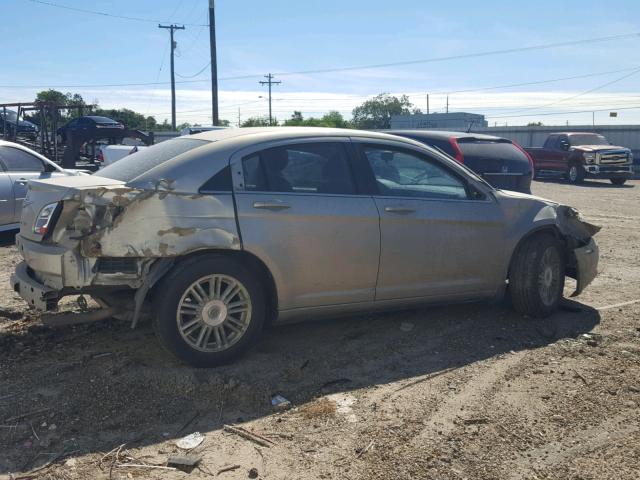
[20,176,126,242]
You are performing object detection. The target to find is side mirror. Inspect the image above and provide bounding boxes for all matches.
[560,142,570,151]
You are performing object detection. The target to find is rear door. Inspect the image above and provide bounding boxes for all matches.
[0,145,48,222]
[232,138,380,311]
[354,140,506,301]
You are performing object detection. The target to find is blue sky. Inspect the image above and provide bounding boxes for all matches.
[2,0,640,126]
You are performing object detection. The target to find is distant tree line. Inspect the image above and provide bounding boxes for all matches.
[24,90,418,131]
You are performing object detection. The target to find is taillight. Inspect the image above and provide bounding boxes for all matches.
[448,137,464,163]
[513,141,535,171]
[98,150,104,162]
[33,202,60,236]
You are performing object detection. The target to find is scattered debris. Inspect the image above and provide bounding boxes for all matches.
[248,467,259,478]
[176,411,200,435]
[355,440,374,458]
[175,431,205,450]
[271,394,291,411]
[326,393,357,423]
[573,368,590,385]
[216,464,241,475]
[400,321,414,332]
[223,424,275,448]
[167,454,202,472]
[462,417,490,425]
[299,398,337,419]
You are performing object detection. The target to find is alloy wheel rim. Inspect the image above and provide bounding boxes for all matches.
[569,166,578,182]
[538,247,561,307]
[176,274,252,353]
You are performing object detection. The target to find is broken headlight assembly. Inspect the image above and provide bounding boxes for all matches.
[33,202,60,236]
[584,153,596,164]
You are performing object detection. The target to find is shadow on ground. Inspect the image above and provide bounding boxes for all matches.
[534,177,635,188]
[0,299,599,473]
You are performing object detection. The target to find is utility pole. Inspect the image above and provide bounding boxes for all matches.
[238,107,241,127]
[208,0,219,125]
[426,94,430,115]
[158,23,185,130]
[259,73,281,126]
[446,95,449,114]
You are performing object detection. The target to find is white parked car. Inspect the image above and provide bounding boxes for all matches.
[98,145,148,167]
[0,140,85,232]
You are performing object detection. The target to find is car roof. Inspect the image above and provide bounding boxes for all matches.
[84,116,117,122]
[551,132,604,136]
[387,129,509,142]
[190,126,428,146]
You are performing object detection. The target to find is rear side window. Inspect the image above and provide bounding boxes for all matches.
[0,146,44,172]
[457,140,529,164]
[95,138,208,182]
[241,142,356,195]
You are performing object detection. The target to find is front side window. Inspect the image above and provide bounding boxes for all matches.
[241,142,356,195]
[362,146,468,200]
[0,147,44,172]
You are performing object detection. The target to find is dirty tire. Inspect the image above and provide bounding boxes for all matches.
[566,163,584,184]
[610,178,627,186]
[153,255,266,367]
[509,234,565,318]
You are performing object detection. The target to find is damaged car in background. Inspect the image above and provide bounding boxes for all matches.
[10,127,600,367]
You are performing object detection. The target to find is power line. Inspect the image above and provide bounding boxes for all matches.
[24,0,208,26]
[176,62,211,79]
[4,32,640,89]
[270,32,640,77]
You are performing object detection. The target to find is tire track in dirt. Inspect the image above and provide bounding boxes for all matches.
[410,351,527,444]
[506,414,640,480]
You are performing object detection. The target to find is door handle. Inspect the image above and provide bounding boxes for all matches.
[253,201,290,211]
[384,206,415,214]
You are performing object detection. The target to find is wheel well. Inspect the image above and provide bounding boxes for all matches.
[507,227,565,279]
[170,249,279,324]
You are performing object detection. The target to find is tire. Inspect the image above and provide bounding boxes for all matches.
[566,163,584,184]
[153,255,266,367]
[610,178,627,186]
[509,234,565,318]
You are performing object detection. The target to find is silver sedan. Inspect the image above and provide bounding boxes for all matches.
[0,140,78,232]
[10,128,599,366]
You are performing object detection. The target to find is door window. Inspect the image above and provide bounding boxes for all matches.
[242,142,356,194]
[362,146,468,200]
[0,147,44,172]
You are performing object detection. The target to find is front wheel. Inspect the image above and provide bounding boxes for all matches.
[610,178,627,186]
[509,235,565,318]
[153,256,266,367]
[566,164,584,184]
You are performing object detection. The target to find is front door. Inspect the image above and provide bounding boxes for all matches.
[232,139,380,311]
[355,141,506,301]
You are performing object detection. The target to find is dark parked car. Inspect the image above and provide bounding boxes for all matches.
[0,109,38,140]
[388,130,534,194]
[56,115,124,144]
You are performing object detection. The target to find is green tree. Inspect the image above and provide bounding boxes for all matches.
[527,122,544,126]
[241,116,274,127]
[351,93,419,129]
[283,110,351,128]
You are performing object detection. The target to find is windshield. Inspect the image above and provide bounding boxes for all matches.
[94,137,208,182]
[1,110,18,121]
[568,134,609,146]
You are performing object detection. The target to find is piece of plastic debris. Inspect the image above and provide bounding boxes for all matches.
[167,454,202,472]
[249,467,259,479]
[175,431,205,450]
[400,321,414,332]
[271,395,291,411]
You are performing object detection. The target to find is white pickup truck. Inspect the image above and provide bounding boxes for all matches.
[98,145,147,167]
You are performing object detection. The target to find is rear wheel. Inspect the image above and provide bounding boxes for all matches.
[509,234,565,318]
[566,163,584,184]
[610,178,627,186]
[153,256,266,367]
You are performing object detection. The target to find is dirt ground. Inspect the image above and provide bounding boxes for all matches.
[1,179,639,480]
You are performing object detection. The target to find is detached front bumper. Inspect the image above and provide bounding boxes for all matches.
[571,238,599,297]
[10,262,59,311]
